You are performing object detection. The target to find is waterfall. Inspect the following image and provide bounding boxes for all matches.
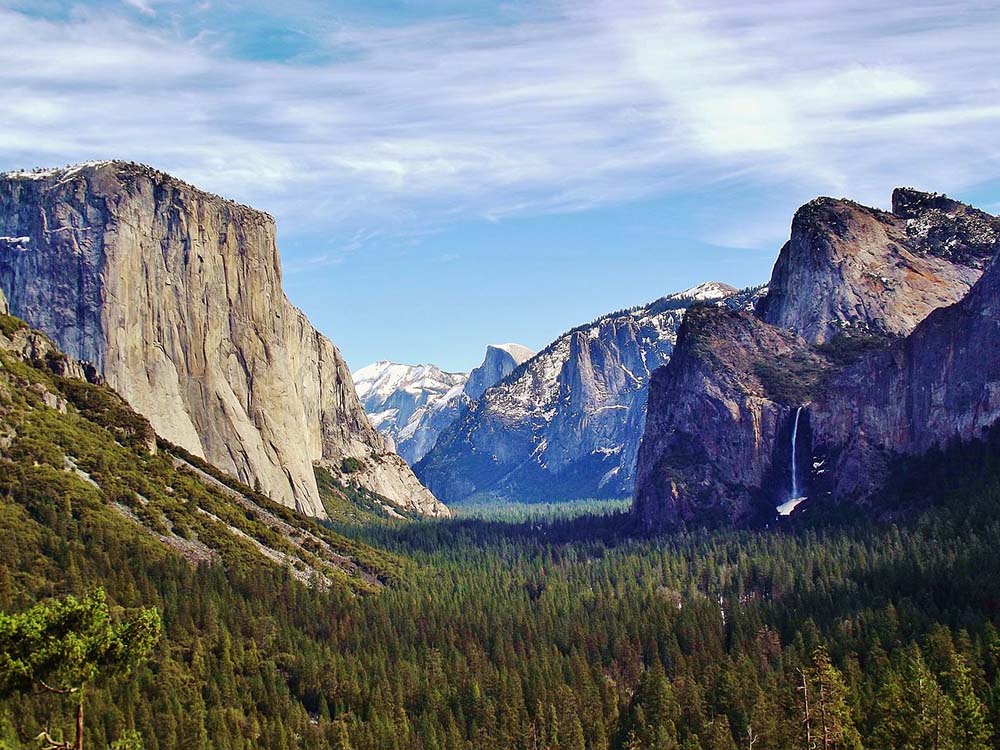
[777,406,807,516]
[790,405,803,499]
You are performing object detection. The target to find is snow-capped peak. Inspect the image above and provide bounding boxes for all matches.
[487,343,535,365]
[0,160,116,181]
[674,281,738,301]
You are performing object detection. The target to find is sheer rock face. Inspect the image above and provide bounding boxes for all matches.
[808,255,1000,502]
[756,189,997,344]
[463,344,535,401]
[416,283,748,504]
[635,189,1000,528]
[0,162,448,518]
[632,306,831,528]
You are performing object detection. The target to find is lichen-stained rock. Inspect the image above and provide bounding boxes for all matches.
[756,189,998,344]
[0,161,448,519]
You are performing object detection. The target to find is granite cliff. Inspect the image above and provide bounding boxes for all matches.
[0,161,448,519]
[634,189,1000,528]
[416,282,753,504]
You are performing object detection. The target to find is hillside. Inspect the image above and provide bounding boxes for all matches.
[0,161,447,520]
[0,306,403,592]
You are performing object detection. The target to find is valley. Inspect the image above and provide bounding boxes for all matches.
[1,163,999,750]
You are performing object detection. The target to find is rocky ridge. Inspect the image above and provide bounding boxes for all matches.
[634,189,1000,528]
[416,282,755,504]
[353,343,533,465]
[0,161,448,519]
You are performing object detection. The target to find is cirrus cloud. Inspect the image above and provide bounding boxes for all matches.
[1,0,998,249]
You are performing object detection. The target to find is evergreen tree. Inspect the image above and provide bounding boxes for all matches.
[0,589,160,750]
[946,655,990,750]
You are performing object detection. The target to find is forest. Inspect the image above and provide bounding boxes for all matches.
[2,309,1000,750]
[2,428,1000,749]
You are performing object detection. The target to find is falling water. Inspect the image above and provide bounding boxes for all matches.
[790,406,803,499]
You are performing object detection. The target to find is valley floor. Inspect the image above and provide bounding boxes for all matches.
[6,462,1000,749]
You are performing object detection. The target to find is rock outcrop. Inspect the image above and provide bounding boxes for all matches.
[0,161,448,518]
[416,282,753,504]
[808,252,1000,502]
[633,305,833,527]
[464,343,535,401]
[756,189,994,343]
[634,189,1000,529]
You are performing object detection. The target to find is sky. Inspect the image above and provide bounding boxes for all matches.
[2,0,999,372]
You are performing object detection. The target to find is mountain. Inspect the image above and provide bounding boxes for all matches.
[353,343,534,465]
[463,343,536,400]
[756,188,993,342]
[415,282,756,504]
[634,189,1000,528]
[0,161,448,519]
[0,308,400,590]
[353,362,468,464]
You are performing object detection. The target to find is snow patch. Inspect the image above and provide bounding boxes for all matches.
[776,497,807,516]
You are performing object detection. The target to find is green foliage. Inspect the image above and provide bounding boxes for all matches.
[340,457,364,474]
[315,465,415,524]
[109,730,145,750]
[815,332,894,366]
[0,589,160,698]
[0,314,28,339]
[2,323,1000,749]
[753,350,832,404]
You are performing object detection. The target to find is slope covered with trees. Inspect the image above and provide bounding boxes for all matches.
[2,308,1000,749]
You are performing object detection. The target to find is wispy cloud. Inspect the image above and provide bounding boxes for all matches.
[1,0,998,248]
[122,0,156,15]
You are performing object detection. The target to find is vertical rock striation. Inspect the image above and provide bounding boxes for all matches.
[0,161,448,518]
[634,189,1000,528]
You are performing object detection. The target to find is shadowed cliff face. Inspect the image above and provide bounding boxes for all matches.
[632,306,835,528]
[808,254,1000,503]
[635,189,1000,529]
[0,162,448,519]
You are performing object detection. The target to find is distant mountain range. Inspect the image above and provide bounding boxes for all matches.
[353,343,534,465]
[406,282,763,504]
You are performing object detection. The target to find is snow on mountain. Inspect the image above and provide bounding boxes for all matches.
[353,362,467,465]
[415,282,757,504]
[353,343,535,465]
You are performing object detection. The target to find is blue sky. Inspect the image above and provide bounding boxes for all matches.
[2,1,999,371]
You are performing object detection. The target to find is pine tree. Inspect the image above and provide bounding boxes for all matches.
[872,645,955,750]
[808,648,860,750]
[946,655,990,750]
[0,589,160,750]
